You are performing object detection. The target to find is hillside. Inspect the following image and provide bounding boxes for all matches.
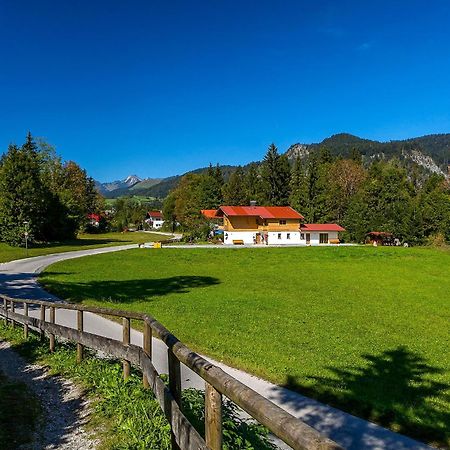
[98,133,450,199]
[287,133,450,177]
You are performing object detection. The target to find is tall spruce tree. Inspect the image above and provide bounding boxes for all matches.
[243,163,263,205]
[260,143,290,205]
[289,157,308,214]
[223,166,247,205]
[0,138,48,245]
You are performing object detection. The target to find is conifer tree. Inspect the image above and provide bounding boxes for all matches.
[0,140,48,245]
[289,157,308,214]
[223,166,247,205]
[260,143,290,205]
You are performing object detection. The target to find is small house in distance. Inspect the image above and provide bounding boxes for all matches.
[145,211,164,229]
[210,205,345,245]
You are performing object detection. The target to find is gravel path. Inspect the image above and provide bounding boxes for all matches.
[0,340,98,450]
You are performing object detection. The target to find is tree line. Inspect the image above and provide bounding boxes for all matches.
[164,143,450,244]
[0,133,103,246]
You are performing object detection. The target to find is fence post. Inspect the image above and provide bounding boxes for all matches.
[168,348,182,450]
[40,305,45,340]
[122,317,131,380]
[24,302,29,339]
[2,298,7,326]
[11,301,15,328]
[77,310,84,363]
[143,321,152,388]
[205,382,223,450]
[49,306,55,352]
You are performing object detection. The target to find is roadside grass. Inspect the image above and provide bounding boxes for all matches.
[39,246,450,447]
[0,369,41,449]
[0,231,166,263]
[0,323,273,450]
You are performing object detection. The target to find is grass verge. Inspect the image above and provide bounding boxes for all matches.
[0,369,41,449]
[0,231,167,263]
[0,323,274,449]
[39,246,450,447]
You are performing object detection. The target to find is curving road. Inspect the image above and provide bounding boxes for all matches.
[0,245,432,450]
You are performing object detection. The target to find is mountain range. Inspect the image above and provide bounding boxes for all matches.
[96,133,450,199]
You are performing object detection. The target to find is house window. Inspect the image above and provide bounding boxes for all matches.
[300,233,305,240]
[278,233,282,239]
[279,220,286,225]
[287,233,290,239]
[319,233,329,244]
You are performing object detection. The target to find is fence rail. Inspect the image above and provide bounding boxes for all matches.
[0,295,343,450]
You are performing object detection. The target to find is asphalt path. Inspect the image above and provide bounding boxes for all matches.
[0,245,433,450]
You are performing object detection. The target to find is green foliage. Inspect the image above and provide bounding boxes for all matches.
[0,139,49,245]
[223,166,248,205]
[0,324,274,450]
[0,134,104,246]
[182,389,275,450]
[112,197,148,231]
[260,144,290,206]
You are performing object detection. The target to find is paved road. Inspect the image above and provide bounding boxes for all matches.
[0,245,433,450]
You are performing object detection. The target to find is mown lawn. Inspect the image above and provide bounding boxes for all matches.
[40,246,450,447]
[0,231,166,263]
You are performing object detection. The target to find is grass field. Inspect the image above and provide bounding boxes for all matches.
[0,231,166,263]
[39,246,450,447]
[0,370,40,448]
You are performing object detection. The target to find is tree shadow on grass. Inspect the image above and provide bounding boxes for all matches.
[40,275,221,303]
[273,347,450,449]
[31,238,128,249]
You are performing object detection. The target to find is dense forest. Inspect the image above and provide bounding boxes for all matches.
[164,144,450,244]
[0,133,104,246]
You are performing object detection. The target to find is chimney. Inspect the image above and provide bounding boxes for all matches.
[250,200,257,207]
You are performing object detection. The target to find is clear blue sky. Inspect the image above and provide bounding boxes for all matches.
[1,1,450,181]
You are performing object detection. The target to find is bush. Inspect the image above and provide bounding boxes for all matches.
[425,233,448,247]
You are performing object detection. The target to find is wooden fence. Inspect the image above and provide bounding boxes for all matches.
[0,296,343,450]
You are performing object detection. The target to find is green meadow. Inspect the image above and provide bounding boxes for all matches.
[39,246,450,447]
[0,232,164,263]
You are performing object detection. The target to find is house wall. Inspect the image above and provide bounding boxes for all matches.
[224,216,301,232]
[265,218,301,231]
[225,216,258,230]
[267,231,302,245]
[223,230,340,245]
[303,231,339,245]
[223,231,255,245]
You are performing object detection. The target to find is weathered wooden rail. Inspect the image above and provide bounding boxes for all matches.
[0,296,343,450]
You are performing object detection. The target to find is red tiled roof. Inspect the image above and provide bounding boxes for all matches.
[217,206,304,220]
[201,209,219,219]
[301,223,346,232]
[147,211,163,219]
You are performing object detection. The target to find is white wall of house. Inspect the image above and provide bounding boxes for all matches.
[145,218,164,229]
[223,231,255,245]
[224,230,340,245]
[267,231,302,245]
[304,231,339,245]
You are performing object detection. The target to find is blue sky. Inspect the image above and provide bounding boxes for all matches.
[1,1,450,181]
